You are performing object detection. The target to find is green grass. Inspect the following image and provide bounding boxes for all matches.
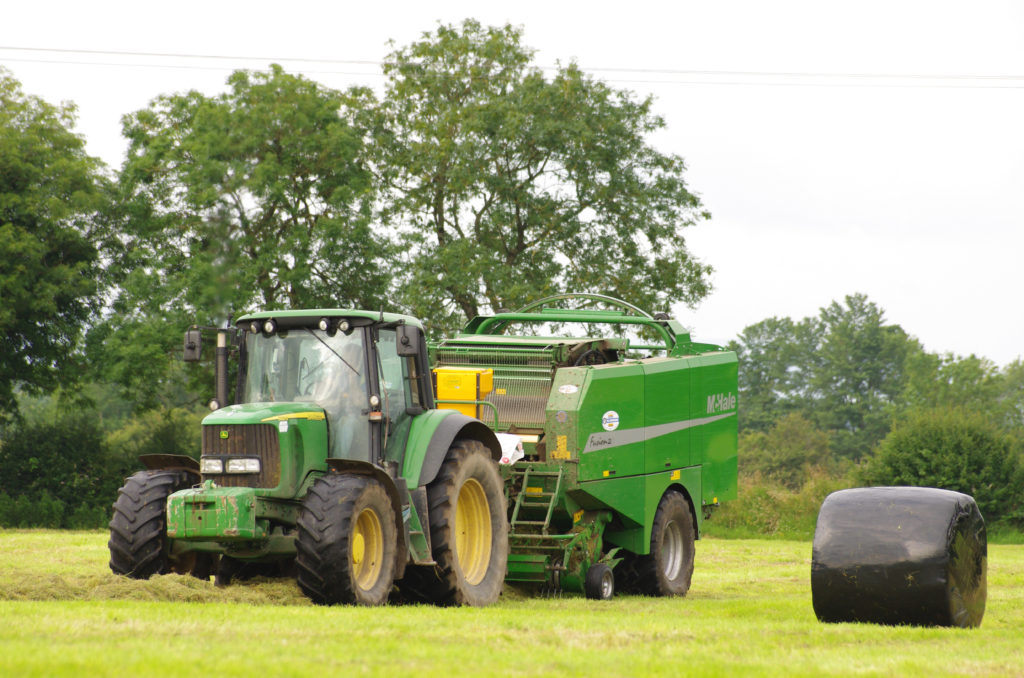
[1,530,1022,677]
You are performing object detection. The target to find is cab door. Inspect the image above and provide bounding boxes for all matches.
[375,328,419,466]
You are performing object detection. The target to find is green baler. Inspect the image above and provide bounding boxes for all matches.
[431,294,738,598]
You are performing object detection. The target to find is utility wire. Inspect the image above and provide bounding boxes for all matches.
[3,45,1024,89]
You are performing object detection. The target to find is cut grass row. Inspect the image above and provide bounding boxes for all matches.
[0,530,1021,677]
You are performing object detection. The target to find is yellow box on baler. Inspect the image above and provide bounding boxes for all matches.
[433,366,493,418]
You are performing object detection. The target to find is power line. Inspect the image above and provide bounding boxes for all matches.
[0,56,383,78]
[0,45,381,67]
[3,45,1024,89]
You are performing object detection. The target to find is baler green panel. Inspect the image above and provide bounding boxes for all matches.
[642,358,694,473]
[506,552,550,583]
[691,353,739,504]
[584,465,703,554]
[545,368,586,460]
[576,363,645,481]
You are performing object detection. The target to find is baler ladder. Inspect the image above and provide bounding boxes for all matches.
[510,466,564,535]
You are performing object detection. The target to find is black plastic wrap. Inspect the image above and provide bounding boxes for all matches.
[811,486,986,628]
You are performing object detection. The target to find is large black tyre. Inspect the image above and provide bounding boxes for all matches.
[400,439,508,606]
[623,491,695,596]
[108,469,195,579]
[295,474,397,606]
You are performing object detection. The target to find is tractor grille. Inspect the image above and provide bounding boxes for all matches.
[201,424,281,489]
[433,346,555,430]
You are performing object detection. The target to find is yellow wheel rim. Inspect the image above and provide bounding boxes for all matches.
[351,507,384,591]
[455,478,492,585]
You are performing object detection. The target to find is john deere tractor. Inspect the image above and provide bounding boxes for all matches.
[108,295,737,604]
[108,310,508,606]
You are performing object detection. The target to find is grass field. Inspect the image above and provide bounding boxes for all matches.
[1,530,1021,677]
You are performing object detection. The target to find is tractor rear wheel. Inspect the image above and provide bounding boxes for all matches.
[401,439,508,606]
[295,474,397,606]
[108,469,196,579]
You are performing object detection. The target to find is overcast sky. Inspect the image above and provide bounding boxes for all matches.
[3,0,1023,366]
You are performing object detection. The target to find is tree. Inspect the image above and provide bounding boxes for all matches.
[731,294,920,460]
[93,66,391,404]
[808,294,920,459]
[0,69,106,418]
[375,20,712,334]
[861,407,1023,523]
[900,352,1006,414]
[728,316,816,432]
[739,413,833,489]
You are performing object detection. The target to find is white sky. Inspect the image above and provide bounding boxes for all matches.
[3,0,1023,366]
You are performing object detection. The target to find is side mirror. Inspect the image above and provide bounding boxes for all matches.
[396,324,421,357]
[183,329,202,362]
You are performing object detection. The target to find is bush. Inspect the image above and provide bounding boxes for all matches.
[860,407,1024,523]
[0,403,205,528]
[740,413,836,489]
[709,469,854,539]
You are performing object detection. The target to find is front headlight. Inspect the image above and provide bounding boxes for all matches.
[226,458,261,474]
[200,457,223,474]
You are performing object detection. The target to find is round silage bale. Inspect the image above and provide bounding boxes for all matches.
[811,486,986,628]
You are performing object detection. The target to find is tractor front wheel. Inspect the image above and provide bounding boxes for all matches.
[402,439,508,606]
[108,469,196,579]
[295,474,397,606]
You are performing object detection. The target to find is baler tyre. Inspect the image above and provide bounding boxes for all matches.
[585,562,615,600]
[639,491,695,596]
[108,469,195,579]
[295,474,397,606]
[402,439,508,606]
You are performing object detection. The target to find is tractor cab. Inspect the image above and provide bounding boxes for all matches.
[233,310,433,468]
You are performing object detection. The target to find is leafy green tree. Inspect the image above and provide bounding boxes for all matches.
[375,20,712,333]
[93,66,390,405]
[0,69,107,418]
[1000,359,1024,432]
[901,352,1003,412]
[861,407,1023,523]
[729,316,816,432]
[808,294,920,459]
[732,294,919,460]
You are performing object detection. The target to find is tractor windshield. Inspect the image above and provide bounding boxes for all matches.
[243,328,369,458]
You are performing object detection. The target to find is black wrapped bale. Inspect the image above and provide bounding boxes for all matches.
[811,486,986,628]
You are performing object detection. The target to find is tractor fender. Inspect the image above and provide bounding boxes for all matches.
[139,454,200,483]
[410,411,501,488]
[324,458,410,580]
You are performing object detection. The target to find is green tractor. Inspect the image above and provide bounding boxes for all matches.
[108,295,737,604]
[108,310,508,606]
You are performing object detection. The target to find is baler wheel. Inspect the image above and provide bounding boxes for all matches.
[401,439,508,606]
[108,469,196,579]
[295,474,397,606]
[585,563,615,600]
[632,490,695,596]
